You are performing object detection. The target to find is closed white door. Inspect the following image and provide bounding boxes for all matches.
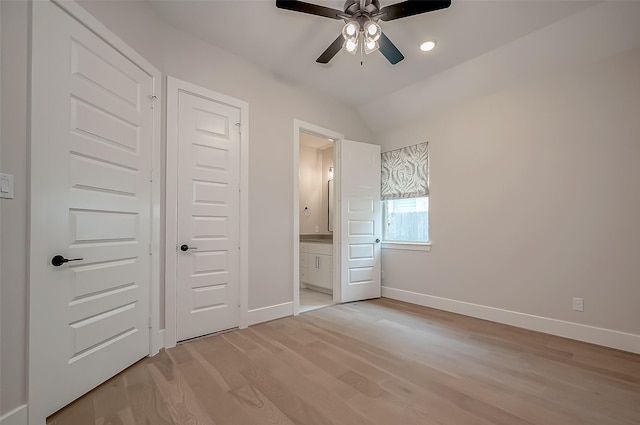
[340,140,382,302]
[29,2,155,421]
[176,90,240,341]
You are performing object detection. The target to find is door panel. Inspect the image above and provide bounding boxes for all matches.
[340,140,382,302]
[176,91,240,341]
[30,2,154,419]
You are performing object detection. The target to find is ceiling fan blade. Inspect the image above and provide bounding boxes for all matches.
[316,35,344,64]
[378,0,451,21]
[276,0,346,19]
[378,32,404,64]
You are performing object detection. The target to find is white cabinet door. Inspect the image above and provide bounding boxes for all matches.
[29,2,155,420]
[305,243,333,290]
[175,89,241,342]
[340,140,382,302]
[314,254,333,290]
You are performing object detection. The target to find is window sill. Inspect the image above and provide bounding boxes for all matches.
[381,242,432,252]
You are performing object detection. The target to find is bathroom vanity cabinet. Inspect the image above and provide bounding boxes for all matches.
[300,242,333,291]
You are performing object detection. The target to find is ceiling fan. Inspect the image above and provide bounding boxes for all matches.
[276,0,451,65]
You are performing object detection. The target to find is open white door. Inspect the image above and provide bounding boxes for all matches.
[339,140,382,302]
[29,2,158,422]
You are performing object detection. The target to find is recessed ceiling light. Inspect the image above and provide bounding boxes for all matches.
[420,41,436,52]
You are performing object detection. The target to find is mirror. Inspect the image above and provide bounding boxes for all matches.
[328,179,334,231]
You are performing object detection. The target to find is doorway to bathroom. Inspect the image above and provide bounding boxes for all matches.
[293,120,342,315]
[299,132,334,312]
[293,120,382,315]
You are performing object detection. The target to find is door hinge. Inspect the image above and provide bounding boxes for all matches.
[235,122,241,134]
[148,316,152,329]
[149,243,153,255]
[149,94,158,109]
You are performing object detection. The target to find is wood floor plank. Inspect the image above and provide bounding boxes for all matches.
[253,345,373,425]
[171,350,264,425]
[47,391,96,425]
[47,298,640,425]
[94,407,136,425]
[240,360,338,425]
[123,360,175,425]
[91,374,132,421]
[147,350,216,425]
[228,384,298,425]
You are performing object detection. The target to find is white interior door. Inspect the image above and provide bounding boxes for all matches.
[175,90,240,341]
[29,2,155,421]
[340,140,382,302]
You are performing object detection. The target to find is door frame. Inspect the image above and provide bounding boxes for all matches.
[28,1,162,423]
[293,120,344,315]
[164,76,249,348]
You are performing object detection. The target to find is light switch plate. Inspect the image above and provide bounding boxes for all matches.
[0,173,15,199]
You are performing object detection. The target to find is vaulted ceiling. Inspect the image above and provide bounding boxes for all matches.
[149,0,595,107]
[146,1,640,133]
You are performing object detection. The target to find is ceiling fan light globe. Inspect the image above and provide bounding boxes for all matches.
[364,21,381,42]
[342,22,358,40]
[344,38,358,54]
[364,39,379,54]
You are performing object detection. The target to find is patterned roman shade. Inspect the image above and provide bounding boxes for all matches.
[381,142,428,200]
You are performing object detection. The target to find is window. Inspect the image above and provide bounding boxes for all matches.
[381,142,429,244]
[383,197,429,242]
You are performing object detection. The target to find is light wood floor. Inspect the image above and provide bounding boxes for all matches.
[48,298,640,425]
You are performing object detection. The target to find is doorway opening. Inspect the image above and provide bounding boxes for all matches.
[293,120,343,315]
[299,132,334,312]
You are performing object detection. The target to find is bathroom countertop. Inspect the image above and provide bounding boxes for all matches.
[300,235,333,244]
[301,239,333,244]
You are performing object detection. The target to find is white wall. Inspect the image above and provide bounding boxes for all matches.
[299,145,324,235]
[299,144,334,235]
[0,0,29,416]
[0,0,371,416]
[377,45,640,347]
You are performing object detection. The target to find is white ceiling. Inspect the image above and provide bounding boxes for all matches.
[300,132,334,149]
[148,0,597,107]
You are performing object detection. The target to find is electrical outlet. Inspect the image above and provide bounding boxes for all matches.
[572,297,584,312]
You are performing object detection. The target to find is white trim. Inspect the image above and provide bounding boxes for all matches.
[0,405,28,425]
[382,286,640,354]
[164,76,249,349]
[292,120,343,316]
[247,302,293,326]
[150,329,165,356]
[164,76,178,349]
[29,2,162,423]
[148,30,163,359]
[381,242,432,252]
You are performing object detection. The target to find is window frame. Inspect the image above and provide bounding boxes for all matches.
[381,196,431,250]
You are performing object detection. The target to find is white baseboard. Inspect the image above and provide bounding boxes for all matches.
[151,329,165,354]
[382,286,640,354]
[0,404,27,425]
[247,302,293,326]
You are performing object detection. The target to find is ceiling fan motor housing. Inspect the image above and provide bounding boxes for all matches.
[344,0,381,20]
